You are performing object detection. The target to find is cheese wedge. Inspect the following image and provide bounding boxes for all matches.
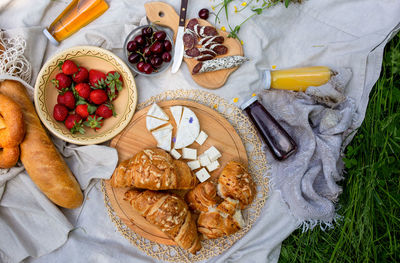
[170,106,183,126]
[146,116,168,131]
[151,124,173,152]
[174,107,200,149]
[147,103,169,121]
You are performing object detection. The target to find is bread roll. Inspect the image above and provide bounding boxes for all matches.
[185,181,219,213]
[197,197,245,239]
[0,80,83,209]
[217,161,256,209]
[124,189,202,254]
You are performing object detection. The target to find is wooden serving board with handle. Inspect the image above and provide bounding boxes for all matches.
[105,100,248,245]
[144,2,244,89]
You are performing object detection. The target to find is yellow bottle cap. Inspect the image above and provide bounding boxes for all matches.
[43,28,59,46]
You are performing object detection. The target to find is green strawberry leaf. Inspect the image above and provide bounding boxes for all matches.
[87,104,97,115]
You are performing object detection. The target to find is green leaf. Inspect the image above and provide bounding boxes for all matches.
[87,104,97,115]
[285,0,290,8]
[252,8,263,15]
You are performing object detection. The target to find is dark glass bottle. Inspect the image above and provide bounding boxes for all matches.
[241,96,297,161]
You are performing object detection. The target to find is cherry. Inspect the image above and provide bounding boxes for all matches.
[150,41,164,54]
[128,53,141,64]
[137,61,146,72]
[127,40,138,52]
[153,31,166,41]
[150,56,163,68]
[143,63,154,74]
[198,8,209,20]
[163,40,172,52]
[134,35,146,46]
[143,46,152,57]
[161,52,172,62]
[142,26,153,37]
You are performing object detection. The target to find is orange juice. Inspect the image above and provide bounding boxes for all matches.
[43,0,109,45]
[263,66,332,92]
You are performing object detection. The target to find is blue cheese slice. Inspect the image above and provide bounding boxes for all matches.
[147,103,169,121]
[174,107,200,149]
[151,124,173,152]
[170,106,183,126]
[146,116,168,131]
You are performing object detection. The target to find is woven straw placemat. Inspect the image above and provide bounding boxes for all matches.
[102,90,270,262]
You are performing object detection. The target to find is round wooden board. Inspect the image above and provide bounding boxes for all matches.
[105,100,248,245]
[145,2,244,89]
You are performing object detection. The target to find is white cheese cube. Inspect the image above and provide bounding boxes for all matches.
[182,147,197,160]
[195,168,211,183]
[187,160,201,170]
[170,149,181,159]
[195,131,208,145]
[206,160,220,172]
[205,146,222,161]
[198,154,211,167]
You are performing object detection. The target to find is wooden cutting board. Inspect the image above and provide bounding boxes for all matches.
[105,100,248,245]
[144,2,244,89]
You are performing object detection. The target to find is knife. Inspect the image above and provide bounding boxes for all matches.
[171,0,188,74]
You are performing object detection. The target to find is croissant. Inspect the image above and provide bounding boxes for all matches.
[197,197,245,239]
[217,161,256,209]
[185,181,219,213]
[111,148,197,190]
[124,189,202,254]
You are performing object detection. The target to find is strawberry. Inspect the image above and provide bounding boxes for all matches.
[90,89,108,105]
[106,87,119,101]
[105,71,123,101]
[84,115,103,131]
[61,60,78,75]
[75,104,89,119]
[53,104,69,121]
[89,69,106,89]
[65,114,85,134]
[75,103,97,119]
[72,66,89,83]
[57,91,76,110]
[96,103,115,119]
[75,83,91,100]
[52,73,71,90]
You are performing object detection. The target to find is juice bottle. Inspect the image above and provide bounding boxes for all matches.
[43,0,109,45]
[262,66,332,92]
[241,96,297,161]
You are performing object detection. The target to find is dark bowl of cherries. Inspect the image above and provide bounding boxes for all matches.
[124,25,174,75]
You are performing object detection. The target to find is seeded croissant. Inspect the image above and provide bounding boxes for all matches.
[124,189,202,254]
[111,148,197,190]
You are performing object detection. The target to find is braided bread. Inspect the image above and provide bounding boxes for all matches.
[124,189,202,254]
[0,93,25,168]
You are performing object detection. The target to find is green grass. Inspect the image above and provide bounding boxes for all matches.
[279,33,400,262]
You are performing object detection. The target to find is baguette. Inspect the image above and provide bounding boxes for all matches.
[0,80,83,209]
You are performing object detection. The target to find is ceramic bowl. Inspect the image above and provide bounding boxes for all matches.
[34,46,137,145]
[123,25,174,76]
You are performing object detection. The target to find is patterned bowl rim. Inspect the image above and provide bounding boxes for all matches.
[34,45,137,145]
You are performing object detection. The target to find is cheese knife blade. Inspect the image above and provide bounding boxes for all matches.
[171,0,188,74]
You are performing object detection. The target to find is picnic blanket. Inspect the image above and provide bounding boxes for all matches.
[1,0,399,262]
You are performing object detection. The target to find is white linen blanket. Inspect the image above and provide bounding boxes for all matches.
[0,0,399,262]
